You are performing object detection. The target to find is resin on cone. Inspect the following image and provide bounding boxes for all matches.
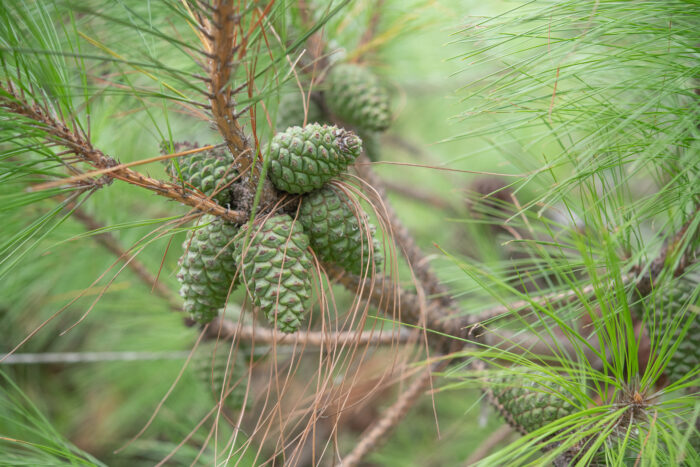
[266,123,361,194]
[177,216,239,323]
[299,184,382,275]
[234,214,313,333]
[326,63,391,132]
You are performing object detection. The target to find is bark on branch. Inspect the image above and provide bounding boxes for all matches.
[0,87,247,223]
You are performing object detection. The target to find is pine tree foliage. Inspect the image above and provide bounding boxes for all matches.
[0,0,697,465]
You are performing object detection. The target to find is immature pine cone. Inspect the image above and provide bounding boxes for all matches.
[234,214,313,333]
[638,277,699,384]
[492,372,577,434]
[193,340,249,411]
[164,144,239,206]
[299,185,382,275]
[326,63,391,132]
[277,92,325,130]
[266,123,362,194]
[177,216,240,323]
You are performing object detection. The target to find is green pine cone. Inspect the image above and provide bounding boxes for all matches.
[164,144,239,206]
[177,216,240,323]
[641,278,699,384]
[267,123,361,194]
[234,214,313,333]
[326,63,391,132]
[193,340,249,411]
[277,92,325,130]
[493,372,577,434]
[299,185,382,275]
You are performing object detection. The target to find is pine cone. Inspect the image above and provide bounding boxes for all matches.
[267,123,361,194]
[164,144,239,206]
[299,185,382,275]
[193,340,249,411]
[234,214,313,333]
[492,372,577,434]
[177,216,240,323]
[326,63,391,132]
[639,277,699,384]
[277,92,325,130]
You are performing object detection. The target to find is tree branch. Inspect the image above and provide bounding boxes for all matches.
[339,361,445,467]
[205,317,413,347]
[202,2,249,171]
[0,87,247,223]
[354,155,453,307]
[66,202,182,310]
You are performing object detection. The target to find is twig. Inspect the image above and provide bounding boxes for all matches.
[326,265,468,352]
[357,0,385,51]
[339,361,444,467]
[201,3,249,174]
[354,155,453,307]
[0,87,247,223]
[68,203,181,310]
[381,177,457,213]
[0,351,191,364]
[463,424,514,465]
[205,318,413,347]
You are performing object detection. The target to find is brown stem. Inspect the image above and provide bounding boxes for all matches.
[326,265,469,353]
[205,317,413,347]
[67,203,181,310]
[1,88,247,223]
[381,177,457,213]
[354,155,453,307]
[201,1,277,203]
[339,361,445,467]
[203,2,248,171]
[357,0,385,50]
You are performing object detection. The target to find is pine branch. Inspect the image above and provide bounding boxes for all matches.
[382,177,457,213]
[326,264,470,352]
[200,0,275,202]
[354,155,453,307]
[357,0,385,51]
[0,84,247,223]
[204,317,413,347]
[339,361,445,467]
[67,202,181,310]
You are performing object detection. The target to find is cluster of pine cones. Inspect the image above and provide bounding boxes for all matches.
[172,63,391,334]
